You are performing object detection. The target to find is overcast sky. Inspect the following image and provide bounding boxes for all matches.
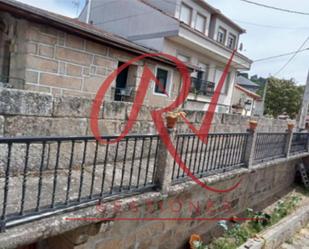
[17,0,309,84]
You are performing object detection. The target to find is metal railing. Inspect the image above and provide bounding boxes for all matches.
[290,132,309,155]
[0,134,159,230]
[190,78,215,97]
[171,133,248,183]
[254,132,288,164]
[0,129,308,231]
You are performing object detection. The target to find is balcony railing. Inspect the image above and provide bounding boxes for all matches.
[190,77,215,97]
[112,86,136,102]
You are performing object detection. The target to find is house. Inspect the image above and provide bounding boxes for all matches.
[0,0,193,108]
[79,0,252,113]
[231,84,262,116]
[236,75,260,93]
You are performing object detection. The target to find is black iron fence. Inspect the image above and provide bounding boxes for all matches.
[0,130,308,231]
[171,133,248,183]
[0,134,159,231]
[290,133,309,155]
[254,132,288,164]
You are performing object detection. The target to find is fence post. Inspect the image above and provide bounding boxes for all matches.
[285,125,294,157]
[154,128,174,194]
[244,121,258,168]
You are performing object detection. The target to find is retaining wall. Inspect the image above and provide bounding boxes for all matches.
[0,88,291,138]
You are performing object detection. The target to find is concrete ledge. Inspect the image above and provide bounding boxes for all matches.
[238,199,309,249]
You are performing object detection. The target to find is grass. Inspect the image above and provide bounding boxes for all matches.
[191,193,302,249]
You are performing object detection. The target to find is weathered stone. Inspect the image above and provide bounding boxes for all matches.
[83,76,106,93]
[0,88,53,116]
[85,41,108,56]
[66,34,85,50]
[4,117,87,136]
[25,70,39,83]
[103,101,126,120]
[53,96,94,118]
[93,56,117,68]
[40,73,82,90]
[26,55,58,73]
[38,44,54,58]
[55,47,93,66]
[126,103,153,121]
[67,64,82,77]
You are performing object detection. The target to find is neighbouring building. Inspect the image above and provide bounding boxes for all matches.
[231,84,262,116]
[0,0,196,108]
[79,0,252,113]
[236,75,260,93]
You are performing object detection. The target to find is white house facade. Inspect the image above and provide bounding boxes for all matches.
[80,0,252,113]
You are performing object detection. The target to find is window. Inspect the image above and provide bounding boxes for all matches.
[179,4,192,25]
[227,34,236,49]
[155,68,169,95]
[195,13,206,33]
[0,20,10,83]
[217,27,226,44]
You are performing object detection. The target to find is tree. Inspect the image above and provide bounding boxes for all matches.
[263,77,304,119]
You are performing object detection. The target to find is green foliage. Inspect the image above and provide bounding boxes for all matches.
[246,208,271,232]
[271,196,301,224]
[206,195,301,249]
[264,77,304,118]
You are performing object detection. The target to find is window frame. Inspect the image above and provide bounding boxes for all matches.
[217,27,227,44]
[195,13,207,34]
[227,33,236,49]
[179,3,192,25]
[153,66,173,97]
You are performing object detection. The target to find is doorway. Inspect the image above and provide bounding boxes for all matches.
[114,61,129,101]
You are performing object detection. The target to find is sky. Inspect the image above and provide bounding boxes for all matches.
[16,0,309,84]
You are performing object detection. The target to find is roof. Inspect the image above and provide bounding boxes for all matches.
[236,75,260,88]
[235,84,262,100]
[0,0,183,68]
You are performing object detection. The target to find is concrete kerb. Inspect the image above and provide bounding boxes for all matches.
[238,198,309,249]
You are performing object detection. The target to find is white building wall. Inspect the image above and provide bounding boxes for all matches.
[213,18,240,49]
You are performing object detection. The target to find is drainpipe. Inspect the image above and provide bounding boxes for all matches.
[86,0,92,24]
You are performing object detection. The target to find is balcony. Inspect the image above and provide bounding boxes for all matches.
[190,77,215,97]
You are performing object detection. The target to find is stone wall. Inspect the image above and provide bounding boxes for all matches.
[0,88,291,138]
[7,157,297,249]
[0,88,292,174]
[1,11,180,107]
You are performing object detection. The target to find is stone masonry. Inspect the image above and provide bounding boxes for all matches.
[1,10,180,108]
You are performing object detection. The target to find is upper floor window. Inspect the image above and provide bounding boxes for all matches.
[227,33,236,49]
[195,13,206,33]
[154,67,171,95]
[217,27,226,44]
[179,3,192,25]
